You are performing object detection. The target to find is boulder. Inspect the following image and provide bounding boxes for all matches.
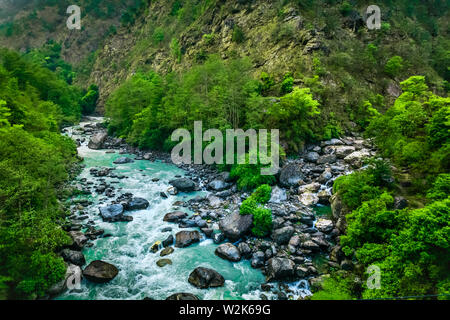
[317,154,337,164]
[298,182,321,193]
[305,151,320,163]
[318,189,332,204]
[208,179,232,191]
[269,186,287,203]
[99,204,125,222]
[219,212,253,241]
[272,226,294,245]
[279,163,304,187]
[334,146,356,159]
[298,192,319,206]
[163,211,187,222]
[156,259,172,267]
[344,150,371,167]
[215,243,241,262]
[162,235,174,247]
[160,247,174,257]
[113,157,134,164]
[251,251,266,268]
[169,178,196,192]
[88,132,108,150]
[61,249,86,266]
[188,267,225,289]
[175,231,201,248]
[83,260,119,283]
[266,258,295,280]
[166,293,200,300]
[124,198,149,210]
[238,242,252,259]
[68,231,88,250]
[315,218,334,233]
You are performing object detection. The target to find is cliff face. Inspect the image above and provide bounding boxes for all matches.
[1,0,448,119]
[89,0,326,110]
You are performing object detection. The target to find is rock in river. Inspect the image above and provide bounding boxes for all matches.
[124,197,149,210]
[88,132,107,150]
[169,178,196,192]
[99,204,125,222]
[175,231,201,248]
[156,259,172,267]
[166,293,200,300]
[188,267,225,289]
[215,243,241,262]
[163,211,187,222]
[61,249,86,266]
[219,212,253,241]
[83,260,119,283]
[113,157,135,164]
[266,258,295,280]
[279,163,304,187]
[272,226,294,245]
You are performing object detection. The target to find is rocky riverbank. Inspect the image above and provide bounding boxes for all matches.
[53,117,377,300]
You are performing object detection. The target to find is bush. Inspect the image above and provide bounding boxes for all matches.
[239,185,273,237]
[252,184,272,204]
[385,56,404,78]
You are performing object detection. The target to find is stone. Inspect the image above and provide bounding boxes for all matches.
[68,231,88,250]
[188,267,225,289]
[113,157,134,164]
[302,240,320,251]
[317,154,337,164]
[318,168,333,184]
[238,242,252,259]
[175,231,201,248]
[124,197,149,210]
[88,132,108,150]
[208,179,232,191]
[344,150,371,167]
[298,192,319,206]
[305,151,320,163]
[166,293,199,300]
[219,212,253,241]
[394,196,408,210]
[167,186,178,195]
[279,163,304,187]
[160,247,174,257]
[334,146,356,159]
[318,189,332,204]
[156,259,172,267]
[251,251,265,268]
[315,218,334,233]
[215,243,241,262]
[83,260,119,283]
[169,178,196,192]
[99,204,125,222]
[61,249,86,266]
[266,258,295,280]
[162,235,174,247]
[269,186,287,203]
[298,182,321,193]
[163,211,187,222]
[272,226,294,245]
[213,232,225,244]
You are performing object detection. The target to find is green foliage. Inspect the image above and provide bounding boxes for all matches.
[152,27,165,45]
[80,84,99,114]
[281,73,294,94]
[0,49,79,298]
[232,26,245,43]
[311,275,354,300]
[368,76,450,175]
[427,174,450,201]
[239,185,273,237]
[384,56,404,78]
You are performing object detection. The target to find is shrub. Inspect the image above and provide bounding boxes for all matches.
[251,207,273,237]
[252,184,272,204]
[232,26,245,43]
[385,56,404,78]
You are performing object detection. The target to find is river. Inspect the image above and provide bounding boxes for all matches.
[57,117,311,300]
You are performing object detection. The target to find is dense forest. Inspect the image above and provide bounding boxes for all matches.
[0,0,448,300]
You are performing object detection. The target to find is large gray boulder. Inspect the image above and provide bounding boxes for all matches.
[175,231,201,248]
[219,212,253,241]
[83,260,119,283]
[279,163,304,187]
[88,132,108,150]
[163,211,187,222]
[272,226,294,245]
[113,157,134,164]
[188,267,225,289]
[61,249,86,266]
[266,258,295,280]
[169,178,196,192]
[208,179,232,191]
[215,243,241,262]
[269,186,287,203]
[99,204,125,222]
[68,231,88,250]
[124,197,149,211]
